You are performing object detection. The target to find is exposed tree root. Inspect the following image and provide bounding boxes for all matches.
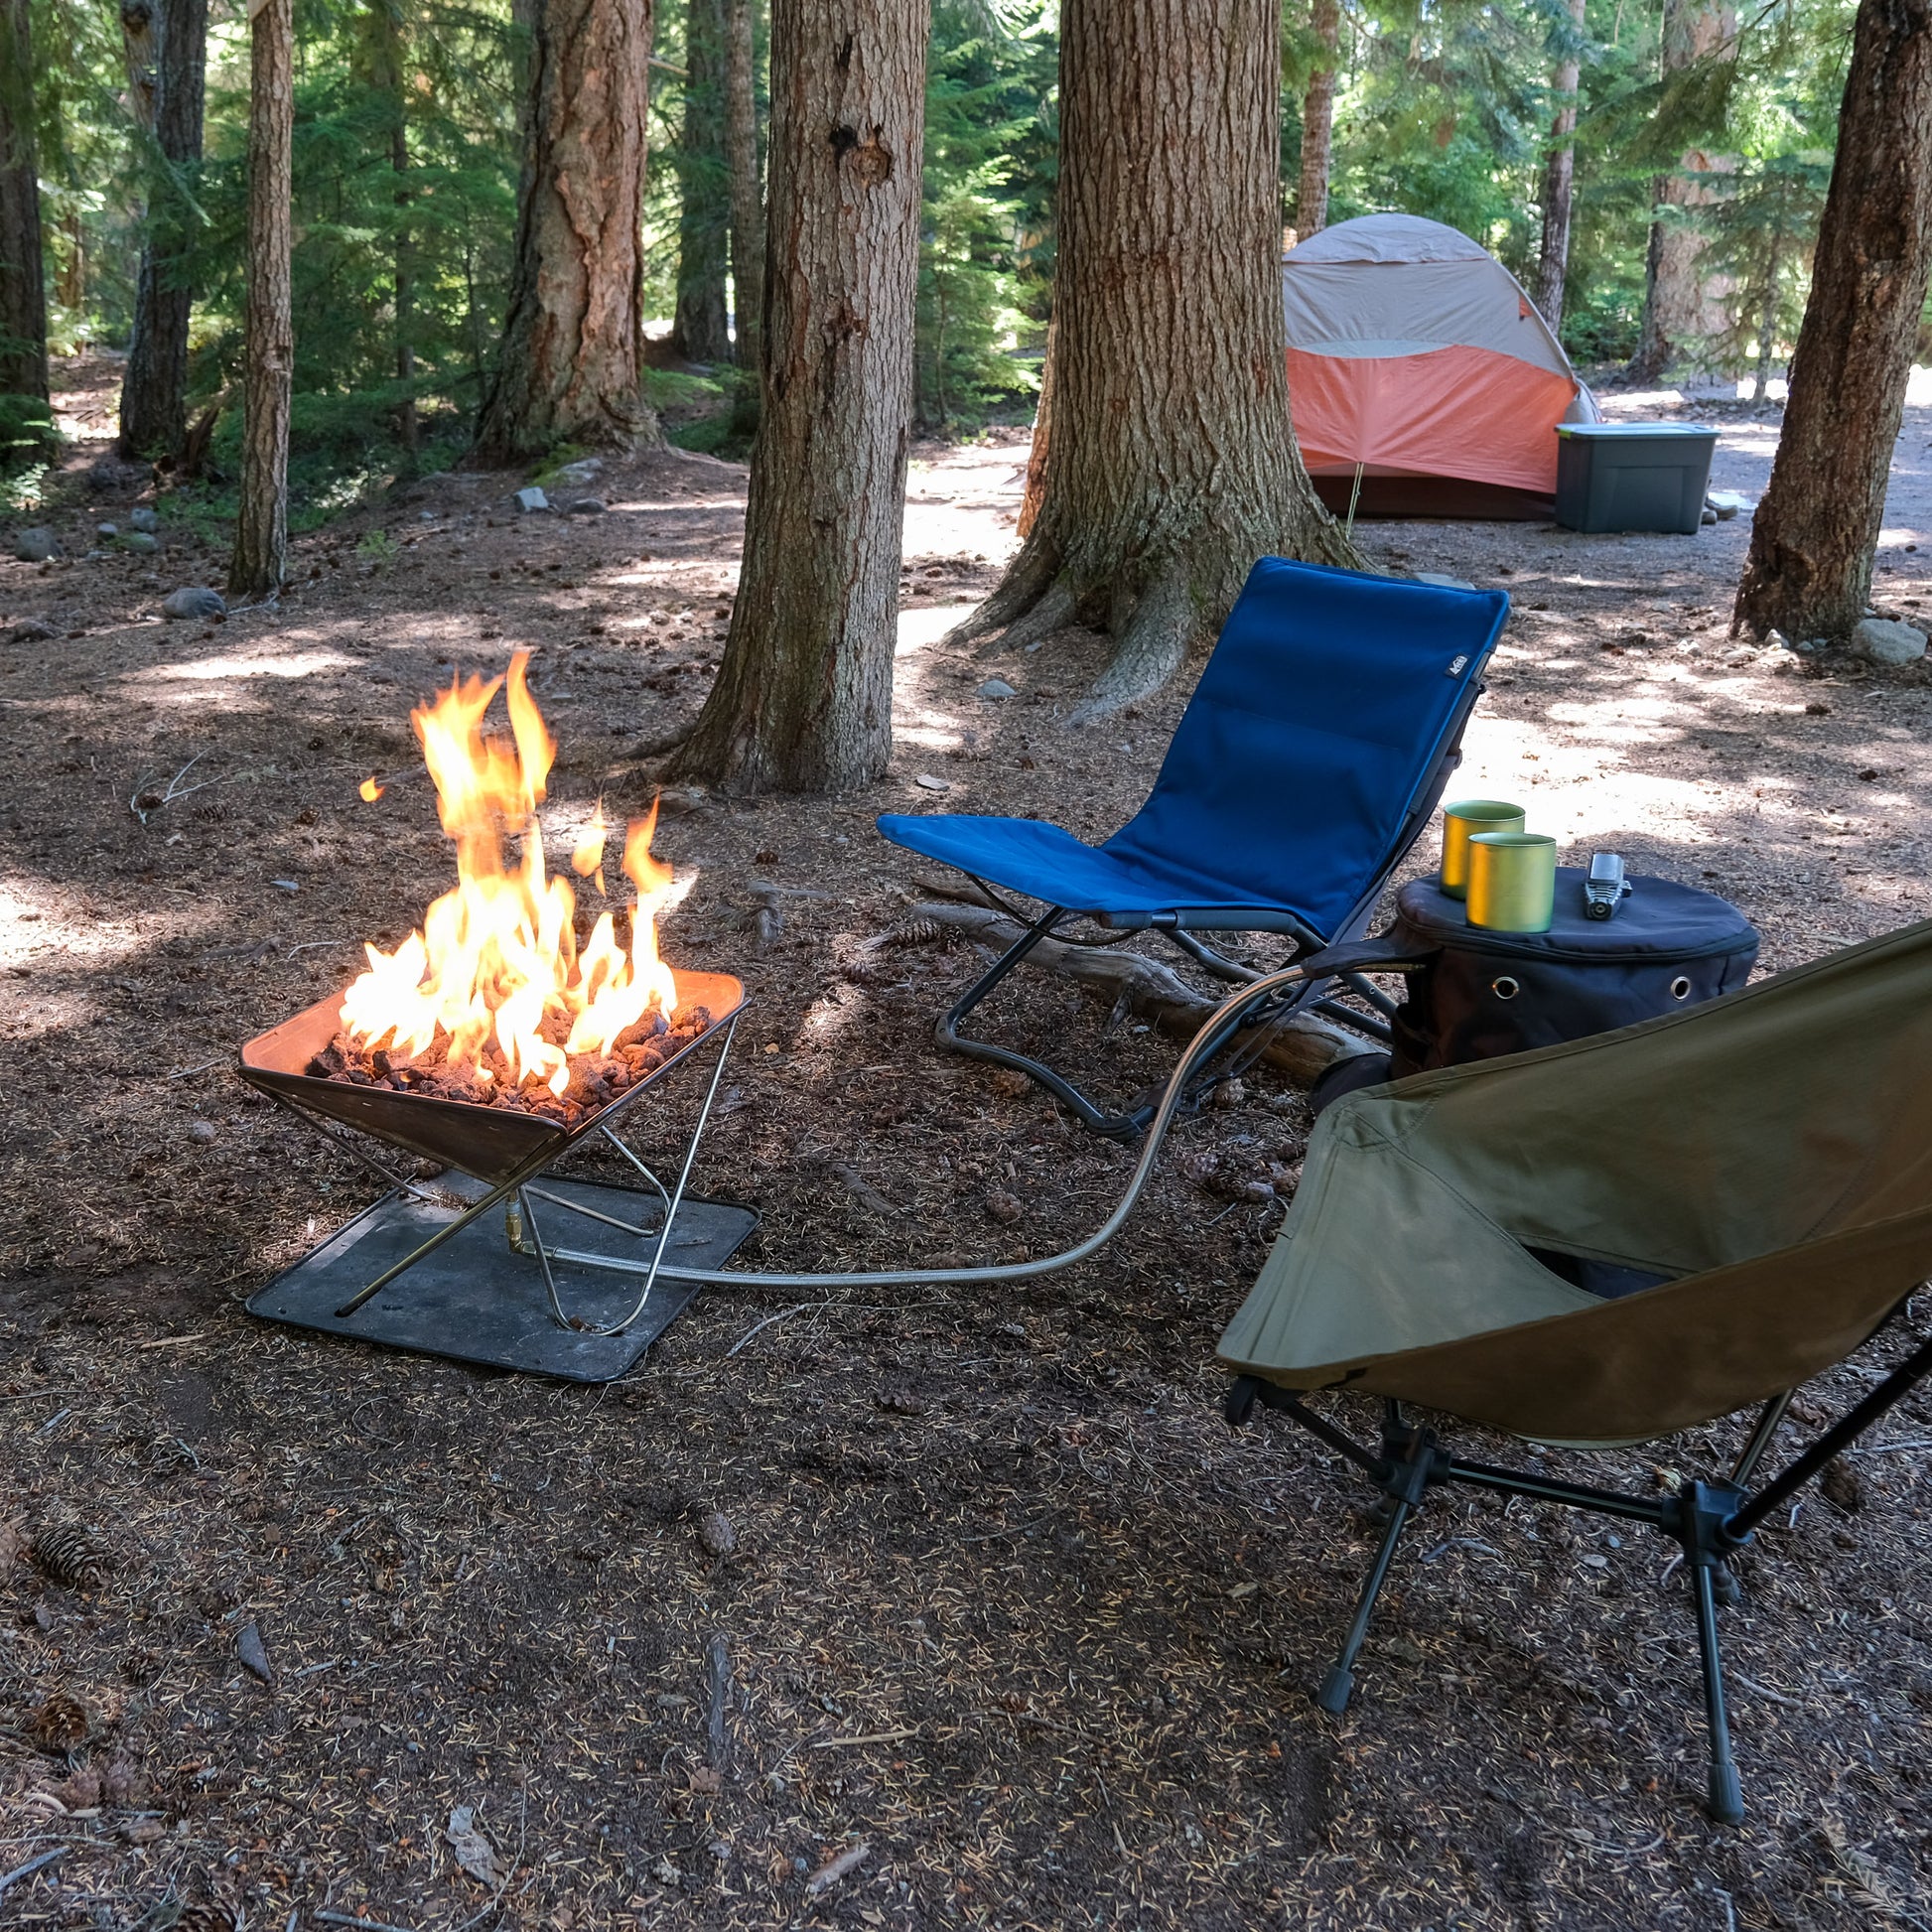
[980,577,1077,660]
[903,900,1378,1087]
[1069,567,1192,722]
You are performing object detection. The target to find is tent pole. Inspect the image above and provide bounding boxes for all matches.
[1344,462,1365,538]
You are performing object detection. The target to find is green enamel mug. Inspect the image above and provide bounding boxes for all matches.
[1466,831,1558,933]
[1440,799,1526,900]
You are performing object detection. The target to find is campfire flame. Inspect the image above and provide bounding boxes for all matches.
[339,652,682,1097]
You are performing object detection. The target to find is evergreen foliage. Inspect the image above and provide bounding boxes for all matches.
[5,0,1895,521]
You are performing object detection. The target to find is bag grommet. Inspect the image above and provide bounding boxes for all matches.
[1491,975,1520,1000]
[1671,975,1693,1000]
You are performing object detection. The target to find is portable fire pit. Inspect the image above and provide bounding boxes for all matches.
[239,653,758,1381]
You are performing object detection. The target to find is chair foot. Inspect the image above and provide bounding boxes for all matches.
[1316,1665,1354,1716]
[1708,1755,1744,1828]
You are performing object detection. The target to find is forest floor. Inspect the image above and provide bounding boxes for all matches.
[3,356,1932,1932]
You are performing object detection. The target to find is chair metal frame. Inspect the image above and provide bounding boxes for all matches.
[932,668,1488,1139]
[1226,1303,1932,1825]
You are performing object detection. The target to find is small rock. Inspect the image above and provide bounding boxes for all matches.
[162,586,226,621]
[1414,571,1475,591]
[553,458,604,486]
[913,772,951,792]
[514,486,550,513]
[127,506,160,533]
[188,1120,217,1145]
[122,1818,165,1846]
[1701,506,1719,526]
[1852,616,1927,666]
[96,521,119,539]
[1722,646,1755,666]
[977,677,1017,700]
[119,530,161,554]
[699,1510,737,1558]
[6,617,55,642]
[12,527,60,562]
[1707,490,1751,520]
[236,1618,274,1682]
[567,496,607,515]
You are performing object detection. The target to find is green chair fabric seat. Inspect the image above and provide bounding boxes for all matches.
[1217,916,1932,1822]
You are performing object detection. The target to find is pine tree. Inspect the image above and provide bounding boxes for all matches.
[671,0,929,792]
[0,0,49,405]
[474,0,659,460]
[952,0,1350,719]
[671,0,732,362]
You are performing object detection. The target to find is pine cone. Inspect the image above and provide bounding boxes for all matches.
[879,916,945,950]
[33,1522,109,1591]
[27,1690,95,1751]
[174,1906,240,1932]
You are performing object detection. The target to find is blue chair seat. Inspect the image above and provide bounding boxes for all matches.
[877,813,1329,929]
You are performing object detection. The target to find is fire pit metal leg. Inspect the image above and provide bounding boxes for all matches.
[513,1014,740,1334]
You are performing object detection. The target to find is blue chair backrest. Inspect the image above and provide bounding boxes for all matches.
[1104,557,1510,936]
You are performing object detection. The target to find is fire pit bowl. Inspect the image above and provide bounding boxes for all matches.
[237,967,746,1186]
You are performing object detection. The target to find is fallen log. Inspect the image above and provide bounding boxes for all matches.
[897,900,1381,1087]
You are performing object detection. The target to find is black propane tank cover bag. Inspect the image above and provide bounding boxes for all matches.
[1386,871,1759,1078]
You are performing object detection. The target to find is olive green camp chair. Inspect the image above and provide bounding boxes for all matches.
[1218,916,1932,1824]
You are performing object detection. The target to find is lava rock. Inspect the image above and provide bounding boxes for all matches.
[163,586,227,621]
[188,1120,217,1145]
[514,485,550,513]
[12,527,60,562]
[1852,617,1927,667]
[977,677,1017,700]
[567,495,608,515]
[127,506,160,533]
[699,1510,737,1558]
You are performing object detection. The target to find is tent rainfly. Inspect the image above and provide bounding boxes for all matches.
[1283,212,1600,519]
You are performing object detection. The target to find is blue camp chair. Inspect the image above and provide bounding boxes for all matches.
[878,558,1512,1136]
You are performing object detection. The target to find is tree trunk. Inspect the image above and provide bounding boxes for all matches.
[725,0,763,376]
[668,0,928,793]
[227,0,294,601]
[361,0,417,460]
[1627,0,1736,379]
[0,0,49,404]
[1296,0,1340,238]
[1732,0,1932,643]
[951,0,1352,720]
[119,0,207,458]
[1533,0,1585,333]
[671,0,732,363]
[473,0,659,462]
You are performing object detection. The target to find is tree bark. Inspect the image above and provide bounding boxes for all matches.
[1732,0,1932,643]
[227,0,294,601]
[118,0,207,458]
[1533,0,1585,333]
[667,0,928,793]
[952,0,1353,720]
[1628,0,1736,379]
[671,0,732,362]
[473,0,659,461]
[1296,0,1340,238]
[361,0,417,459]
[0,0,49,404]
[724,0,763,377]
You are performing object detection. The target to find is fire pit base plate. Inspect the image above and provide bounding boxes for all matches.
[246,1174,758,1382]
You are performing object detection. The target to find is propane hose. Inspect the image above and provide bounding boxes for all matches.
[634,959,1323,1293]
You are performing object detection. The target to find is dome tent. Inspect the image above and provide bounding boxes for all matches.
[1282,212,1599,519]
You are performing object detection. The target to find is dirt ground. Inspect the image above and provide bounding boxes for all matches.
[4,358,1932,1932]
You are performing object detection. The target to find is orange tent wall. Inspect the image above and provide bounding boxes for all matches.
[1287,344,1580,495]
